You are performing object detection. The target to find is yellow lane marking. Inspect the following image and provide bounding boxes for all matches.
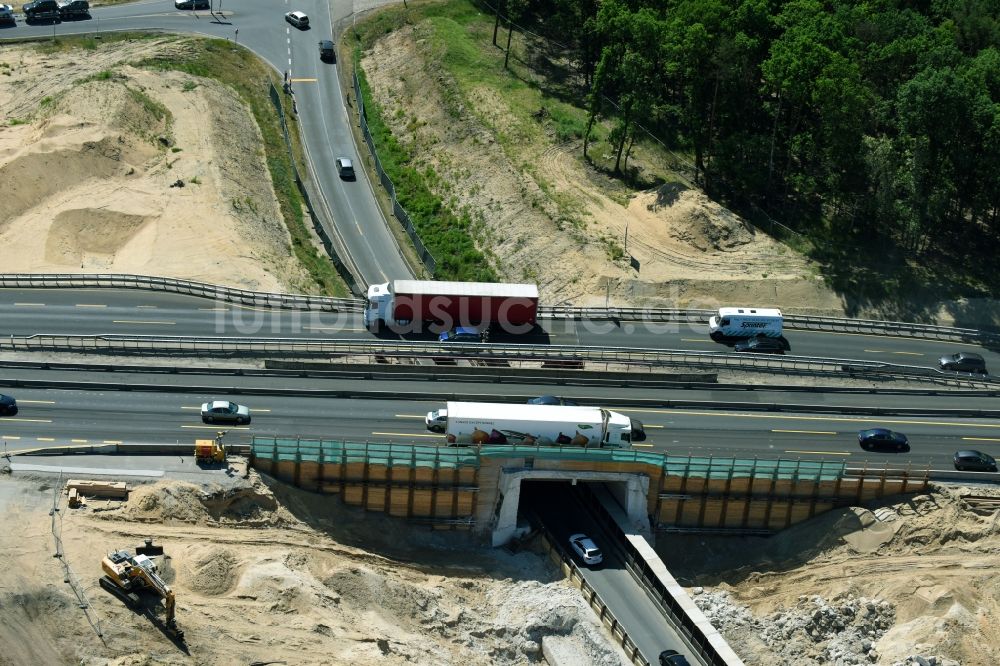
[112,320,176,325]
[136,305,158,309]
[785,450,851,456]
[37,437,55,442]
[962,437,1000,442]
[864,349,924,356]
[17,399,55,404]
[2,436,21,440]
[1,417,52,423]
[644,424,665,429]
[772,429,837,435]
[14,302,44,306]
[180,425,250,430]
[631,442,654,447]
[181,406,201,410]
[104,440,123,444]
[371,431,440,438]
[681,338,713,343]
[396,414,427,419]
[290,77,317,82]
[892,351,924,356]
[71,439,88,443]
[305,326,365,332]
[615,408,1000,430]
[252,409,271,413]
[75,303,107,308]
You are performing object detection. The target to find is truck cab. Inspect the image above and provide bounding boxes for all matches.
[364,282,395,331]
[603,410,645,446]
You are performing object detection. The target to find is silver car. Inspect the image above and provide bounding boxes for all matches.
[568,533,603,566]
[200,400,251,424]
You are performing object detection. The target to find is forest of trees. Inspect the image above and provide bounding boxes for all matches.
[515,0,999,271]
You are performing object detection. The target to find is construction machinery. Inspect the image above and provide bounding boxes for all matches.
[100,544,184,640]
[194,430,227,464]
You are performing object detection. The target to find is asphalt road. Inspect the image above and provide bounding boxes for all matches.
[3,288,1000,372]
[2,387,998,469]
[1,0,412,285]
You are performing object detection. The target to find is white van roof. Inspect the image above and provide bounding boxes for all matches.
[718,307,782,317]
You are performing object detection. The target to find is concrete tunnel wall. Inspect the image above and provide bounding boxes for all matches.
[491,470,651,547]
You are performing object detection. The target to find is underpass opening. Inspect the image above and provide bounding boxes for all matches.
[491,470,650,547]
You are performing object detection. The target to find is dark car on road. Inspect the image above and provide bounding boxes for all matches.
[858,428,909,452]
[175,0,209,8]
[527,395,580,406]
[939,351,987,374]
[318,40,335,62]
[658,650,692,666]
[0,394,17,416]
[953,450,997,472]
[335,157,355,179]
[23,0,60,21]
[57,0,89,18]
[733,336,787,354]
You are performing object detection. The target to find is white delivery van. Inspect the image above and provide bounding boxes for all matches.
[708,307,783,340]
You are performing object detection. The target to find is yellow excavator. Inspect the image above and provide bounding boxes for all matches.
[100,547,184,640]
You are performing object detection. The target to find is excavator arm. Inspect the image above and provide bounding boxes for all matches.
[100,550,183,639]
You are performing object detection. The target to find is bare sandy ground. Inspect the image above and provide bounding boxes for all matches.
[0,472,627,666]
[0,39,311,292]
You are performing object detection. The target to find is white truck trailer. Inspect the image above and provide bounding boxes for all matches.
[425,402,646,448]
[708,307,783,340]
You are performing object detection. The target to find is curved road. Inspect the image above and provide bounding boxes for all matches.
[2,0,412,284]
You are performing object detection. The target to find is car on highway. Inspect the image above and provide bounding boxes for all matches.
[858,428,909,452]
[335,157,355,180]
[939,351,987,374]
[953,450,997,472]
[0,394,17,416]
[0,4,15,24]
[732,335,787,354]
[438,326,484,343]
[201,400,251,425]
[658,650,692,666]
[527,395,580,406]
[284,10,308,28]
[58,0,89,18]
[568,533,603,566]
[318,40,335,62]
[23,0,60,21]
[174,0,207,8]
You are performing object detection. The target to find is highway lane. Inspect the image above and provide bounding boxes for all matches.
[2,0,411,285]
[2,389,998,468]
[3,288,999,370]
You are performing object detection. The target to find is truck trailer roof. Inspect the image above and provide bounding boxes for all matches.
[393,280,538,299]
[445,402,604,424]
[717,306,782,317]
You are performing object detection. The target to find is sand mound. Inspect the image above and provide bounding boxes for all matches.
[186,547,241,596]
[45,209,152,265]
[109,479,283,526]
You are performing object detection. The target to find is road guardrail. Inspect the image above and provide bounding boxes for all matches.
[2,334,997,387]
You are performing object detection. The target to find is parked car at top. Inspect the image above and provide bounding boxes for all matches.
[200,400,251,425]
[58,0,89,18]
[438,326,485,343]
[732,335,787,354]
[527,395,579,406]
[568,533,603,566]
[335,157,355,179]
[0,394,17,416]
[939,351,987,374]
[953,450,997,472]
[858,428,909,452]
[175,0,208,8]
[658,650,692,666]
[22,0,61,21]
[284,10,308,28]
[318,40,335,62]
[0,3,17,24]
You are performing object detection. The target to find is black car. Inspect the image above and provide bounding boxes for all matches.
[858,428,910,452]
[57,0,88,18]
[0,394,17,416]
[23,0,60,21]
[336,157,355,179]
[939,351,987,374]
[733,336,786,354]
[174,0,209,8]
[527,395,580,406]
[953,450,997,472]
[318,40,335,62]
[658,650,691,666]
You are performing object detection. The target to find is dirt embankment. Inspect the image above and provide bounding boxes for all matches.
[0,39,311,292]
[0,474,628,665]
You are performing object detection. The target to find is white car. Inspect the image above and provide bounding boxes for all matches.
[200,400,251,425]
[284,10,308,28]
[568,533,603,566]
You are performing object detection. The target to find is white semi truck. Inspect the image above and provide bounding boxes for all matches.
[425,401,646,448]
[708,307,783,340]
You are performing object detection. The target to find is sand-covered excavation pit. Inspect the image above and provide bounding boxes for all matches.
[0,39,311,292]
[0,473,629,665]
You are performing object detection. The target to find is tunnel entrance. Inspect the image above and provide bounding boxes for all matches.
[489,470,650,547]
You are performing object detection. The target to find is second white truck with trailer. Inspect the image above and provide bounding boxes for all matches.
[425,402,646,448]
[708,307,783,341]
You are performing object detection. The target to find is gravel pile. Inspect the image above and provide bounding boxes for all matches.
[690,588,959,665]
